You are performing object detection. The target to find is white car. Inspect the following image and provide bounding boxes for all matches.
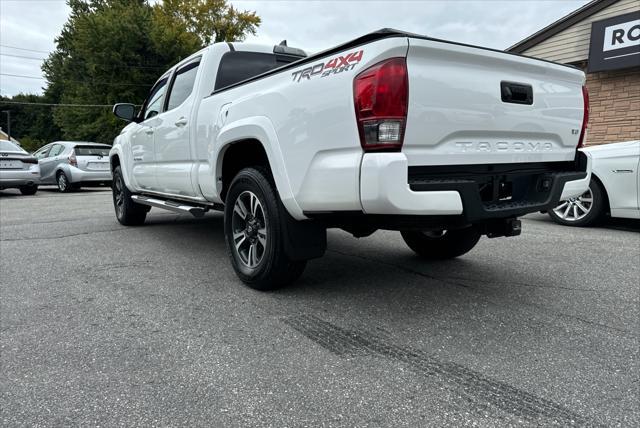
[549,140,639,226]
[110,29,590,289]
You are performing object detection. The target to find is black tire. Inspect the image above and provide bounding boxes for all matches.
[401,227,481,259]
[56,171,73,193]
[224,167,306,290]
[547,178,606,227]
[19,184,38,195]
[112,166,148,226]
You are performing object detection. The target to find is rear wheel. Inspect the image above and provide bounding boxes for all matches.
[401,227,481,259]
[56,171,72,193]
[548,178,606,227]
[224,167,306,290]
[19,184,38,195]
[112,166,148,226]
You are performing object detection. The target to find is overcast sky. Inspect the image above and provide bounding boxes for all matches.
[0,0,591,97]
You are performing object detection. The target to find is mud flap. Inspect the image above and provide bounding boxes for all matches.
[280,205,327,261]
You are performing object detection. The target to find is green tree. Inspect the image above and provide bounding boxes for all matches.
[41,0,260,144]
[152,0,261,46]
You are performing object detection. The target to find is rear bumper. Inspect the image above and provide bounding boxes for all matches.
[68,166,112,183]
[0,167,41,188]
[360,152,590,222]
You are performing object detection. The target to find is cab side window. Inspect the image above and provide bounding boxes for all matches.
[142,77,169,120]
[166,60,200,111]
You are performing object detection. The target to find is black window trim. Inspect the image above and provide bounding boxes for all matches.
[48,143,65,158]
[138,72,172,121]
[34,144,52,158]
[164,55,202,113]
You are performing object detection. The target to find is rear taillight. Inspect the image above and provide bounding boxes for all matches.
[22,158,38,164]
[68,150,77,167]
[354,57,408,152]
[577,85,589,148]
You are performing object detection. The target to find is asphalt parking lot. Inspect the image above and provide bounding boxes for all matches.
[1,187,638,426]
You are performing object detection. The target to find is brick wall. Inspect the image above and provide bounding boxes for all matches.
[584,66,640,146]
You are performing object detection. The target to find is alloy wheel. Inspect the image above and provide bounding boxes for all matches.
[58,174,67,191]
[231,190,267,268]
[553,188,593,221]
[114,174,124,217]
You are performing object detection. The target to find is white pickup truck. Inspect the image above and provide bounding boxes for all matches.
[110,29,591,290]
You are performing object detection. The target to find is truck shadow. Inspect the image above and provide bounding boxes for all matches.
[141,212,589,305]
[139,212,603,299]
[526,212,640,233]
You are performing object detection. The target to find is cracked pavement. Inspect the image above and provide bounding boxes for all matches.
[1,187,639,426]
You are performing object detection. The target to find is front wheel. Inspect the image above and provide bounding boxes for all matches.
[112,166,149,226]
[548,178,606,227]
[401,227,481,259]
[224,167,306,290]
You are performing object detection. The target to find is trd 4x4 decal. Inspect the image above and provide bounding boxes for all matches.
[291,50,363,83]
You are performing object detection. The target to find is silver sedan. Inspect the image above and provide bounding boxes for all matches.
[0,140,40,195]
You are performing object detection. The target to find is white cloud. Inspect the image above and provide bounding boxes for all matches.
[0,0,590,97]
[0,0,70,96]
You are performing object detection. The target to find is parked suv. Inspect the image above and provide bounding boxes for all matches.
[33,142,112,192]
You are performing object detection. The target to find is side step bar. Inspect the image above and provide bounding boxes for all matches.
[131,195,208,218]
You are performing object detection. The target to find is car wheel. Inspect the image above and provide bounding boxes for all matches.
[548,178,606,227]
[112,166,148,226]
[56,171,72,193]
[19,184,38,195]
[224,167,306,290]
[401,226,481,259]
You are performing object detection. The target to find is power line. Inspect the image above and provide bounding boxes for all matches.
[0,101,141,108]
[0,44,165,69]
[0,52,166,69]
[0,44,50,54]
[0,52,44,61]
[1,73,43,80]
[1,72,153,87]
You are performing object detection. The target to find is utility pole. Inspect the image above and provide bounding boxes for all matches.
[2,111,10,140]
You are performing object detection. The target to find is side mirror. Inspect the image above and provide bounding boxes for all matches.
[113,103,138,122]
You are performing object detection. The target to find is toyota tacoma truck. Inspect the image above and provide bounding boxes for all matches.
[110,29,591,290]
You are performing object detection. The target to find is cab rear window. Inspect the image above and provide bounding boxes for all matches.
[214,51,300,90]
[75,146,110,156]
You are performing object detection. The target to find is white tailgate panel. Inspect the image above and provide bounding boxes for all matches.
[404,38,586,166]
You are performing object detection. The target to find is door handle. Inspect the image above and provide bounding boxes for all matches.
[175,117,188,127]
[501,81,533,105]
[145,128,154,135]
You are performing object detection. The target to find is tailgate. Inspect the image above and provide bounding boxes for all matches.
[77,155,110,171]
[74,145,111,171]
[403,38,586,166]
